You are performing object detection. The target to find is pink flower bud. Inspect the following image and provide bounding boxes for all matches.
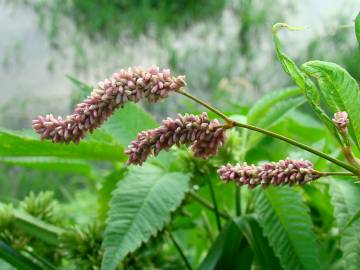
[332,111,349,133]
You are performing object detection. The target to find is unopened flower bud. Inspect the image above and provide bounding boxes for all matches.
[332,111,349,134]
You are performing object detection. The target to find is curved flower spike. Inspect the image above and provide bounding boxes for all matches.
[218,158,321,188]
[126,112,227,165]
[32,66,186,143]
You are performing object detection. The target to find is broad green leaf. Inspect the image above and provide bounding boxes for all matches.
[343,207,360,232]
[247,95,305,147]
[301,61,360,150]
[247,87,302,124]
[0,130,126,162]
[235,216,282,270]
[101,103,158,146]
[0,241,44,270]
[102,164,190,270]
[329,179,360,270]
[272,23,341,144]
[0,157,93,176]
[254,186,320,270]
[197,220,250,270]
[355,12,360,46]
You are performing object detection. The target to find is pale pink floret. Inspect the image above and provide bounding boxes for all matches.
[332,111,349,133]
[32,66,186,144]
[125,112,227,165]
[218,158,320,188]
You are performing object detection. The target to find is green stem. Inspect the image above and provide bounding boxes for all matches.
[206,177,222,232]
[188,191,230,219]
[177,89,359,175]
[167,231,192,270]
[315,171,356,177]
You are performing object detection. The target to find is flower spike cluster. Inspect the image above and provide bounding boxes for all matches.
[218,158,321,188]
[32,66,186,143]
[332,111,349,134]
[126,112,227,165]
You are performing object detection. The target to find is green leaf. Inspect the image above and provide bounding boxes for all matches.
[272,23,341,144]
[102,164,190,270]
[253,186,320,270]
[247,89,305,147]
[343,207,360,232]
[355,12,360,46]
[197,220,250,270]
[329,179,360,270]
[301,61,360,150]
[0,241,44,270]
[0,157,93,176]
[100,103,158,146]
[247,87,302,124]
[97,168,127,222]
[0,130,126,162]
[0,203,63,245]
[235,215,282,270]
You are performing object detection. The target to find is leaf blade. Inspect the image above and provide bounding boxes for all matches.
[101,164,190,270]
[301,61,360,150]
[329,179,360,270]
[253,186,320,270]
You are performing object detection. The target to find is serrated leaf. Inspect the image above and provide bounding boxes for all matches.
[0,157,92,176]
[101,103,158,146]
[355,12,360,46]
[253,186,320,270]
[329,179,360,270]
[102,164,190,270]
[301,61,360,150]
[272,24,341,144]
[0,130,125,162]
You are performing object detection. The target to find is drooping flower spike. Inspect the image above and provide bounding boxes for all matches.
[125,112,227,165]
[218,158,321,188]
[32,66,186,143]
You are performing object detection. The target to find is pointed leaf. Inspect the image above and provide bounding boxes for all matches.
[253,186,320,270]
[102,164,190,270]
[0,130,125,162]
[0,157,92,176]
[272,24,341,144]
[301,61,360,150]
[329,179,360,270]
